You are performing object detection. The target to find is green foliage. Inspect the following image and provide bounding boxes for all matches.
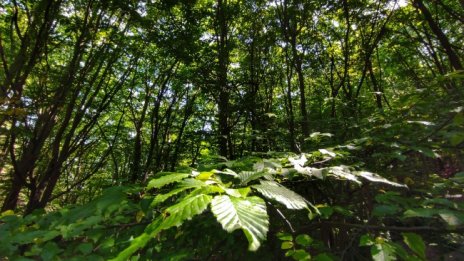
[211,195,268,251]
[360,233,427,261]
[1,0,463,260]
[253,180,308,209]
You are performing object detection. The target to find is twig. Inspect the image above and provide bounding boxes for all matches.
[268,202,295,233]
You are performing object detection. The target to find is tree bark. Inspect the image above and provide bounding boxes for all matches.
[216,0,231,159]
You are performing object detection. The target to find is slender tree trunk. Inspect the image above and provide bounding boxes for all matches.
[414,0,462,71]
[171,95,196,171]
[294,54,309,138]
[216,0,231,159]
[367,60,382,109]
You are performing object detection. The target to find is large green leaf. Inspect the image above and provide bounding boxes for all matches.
[328,166,361,184]
[238,171,270,185]
[402,233,426,259]
[252,180,307,209]
[151,187,192,207]
[112,194,211,261]
[160,194,212,229]
[211,195,269,251]
[147,173,190,189]
[150,179,206,207]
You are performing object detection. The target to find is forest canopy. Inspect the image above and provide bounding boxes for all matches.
[0,0,463,260]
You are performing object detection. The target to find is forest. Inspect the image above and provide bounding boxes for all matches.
[0,0,463,260]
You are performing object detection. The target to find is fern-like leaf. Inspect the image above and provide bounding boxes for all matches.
[253,180,307,209]
[211,195,269,251]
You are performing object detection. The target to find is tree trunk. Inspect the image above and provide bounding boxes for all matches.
[367,60,382,109]
[1,175,23,211]
[414,0,462,71]
[217,0,231,159]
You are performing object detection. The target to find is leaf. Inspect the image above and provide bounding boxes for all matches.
[295,234,313,247]
[319,149,336,157]
[317,205,334,219]
[372,205,400,217]
[290,249,311,260]
[151,187,191,207]
[211,195,269,251]
[110,232,153,261]
[308,168,325,179]
[1,210,15,217]
[277,232,293,241]
[371,243,396,261]
[403,208,437,218]
[161,194,212,229]
[253,159,282,171]
[328,166,361,184]
[147,173,190,189]
[359,234,374,246]
[214,168,238,177]
[238,171,269,185]
[77,242,93,255]
[313,253,334,261]
[438,209,464,226]
[402,233,426,259]
[412,147,439,159]
[356,171,407,188]
[289,154,307,167]
[112,194,212,260]
[281,241,294,249]
[253,180,307,209]
[150,179,205,207]
[309,132,333,138]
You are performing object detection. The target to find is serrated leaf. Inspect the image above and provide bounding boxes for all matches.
[328,166,361,184]
[254,159,282,172]
[238,171,268,185]
[161,194,212,229]
[356,171,407,188]
[150,178,206,207]
[402,233,426,259]
[147,173,190,189]
[214,168,238,177]
[253,180,307,209]
[150,186,192,207]
[211,195,269,251]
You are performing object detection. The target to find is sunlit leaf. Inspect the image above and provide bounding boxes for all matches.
[211,195,269,251]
